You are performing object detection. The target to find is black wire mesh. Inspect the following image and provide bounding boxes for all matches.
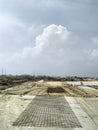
[13,96,82,128]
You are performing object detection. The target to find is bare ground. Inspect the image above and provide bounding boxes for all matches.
[0,81,98,130]
[0,81,98,97]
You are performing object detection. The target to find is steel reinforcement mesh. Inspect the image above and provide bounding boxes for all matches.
[13,96,82,128]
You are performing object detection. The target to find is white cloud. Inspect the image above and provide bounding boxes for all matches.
[1,24,98,76]
[35,24,70,54]
[6,24,70,75]
[13,24,70,58]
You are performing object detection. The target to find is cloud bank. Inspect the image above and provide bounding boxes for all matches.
[0,0,98,77]
[1,24,97,77]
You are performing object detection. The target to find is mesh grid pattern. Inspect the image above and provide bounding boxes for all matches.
[13,96,82,128]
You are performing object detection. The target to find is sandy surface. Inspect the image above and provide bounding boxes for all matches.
[1,81,98,97]
[0,94,98,130]
[80,86,98,96]
[0,81,98,130]
[0,94,35,130]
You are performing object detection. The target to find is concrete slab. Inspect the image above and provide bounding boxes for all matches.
[66,97,98,130]
[77,97,98,127]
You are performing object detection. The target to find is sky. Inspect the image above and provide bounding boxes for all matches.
[0,0,98,77]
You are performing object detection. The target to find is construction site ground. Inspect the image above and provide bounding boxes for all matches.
[0,81,98,130]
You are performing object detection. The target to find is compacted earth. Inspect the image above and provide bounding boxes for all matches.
[1,80,98,97]
[0,80,98,130]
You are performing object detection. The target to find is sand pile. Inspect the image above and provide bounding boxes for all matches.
[0,95,28,130]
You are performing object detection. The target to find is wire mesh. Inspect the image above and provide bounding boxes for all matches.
[13,96,82,128]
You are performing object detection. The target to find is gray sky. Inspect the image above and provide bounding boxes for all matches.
[0,0,98,77]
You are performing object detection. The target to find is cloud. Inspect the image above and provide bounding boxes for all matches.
[10,24,70,59]
[0,0,98,76]
[35,24,70,54]
[6,24,71,75]
[0,24,98,77]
